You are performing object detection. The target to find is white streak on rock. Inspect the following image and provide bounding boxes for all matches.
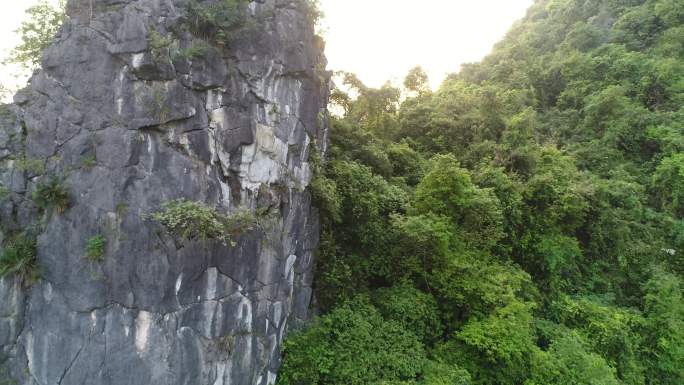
[271,302,283,328]
[206,267,218,300]
[175,273,183,295]
[43,282,53,303]
[267,371,277,385]
[135,311,152,354]
[285,255,297,280]
[132,53,144,68]
[213,362,227,385]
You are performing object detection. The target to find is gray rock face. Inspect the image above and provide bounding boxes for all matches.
[0,0,329,384]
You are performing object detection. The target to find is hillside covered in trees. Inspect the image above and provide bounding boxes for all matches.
[278,0,684,384]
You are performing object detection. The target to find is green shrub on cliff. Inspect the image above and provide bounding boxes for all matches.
[0,233,39,286]
[85,234,106,263]
[150,199,257,246]
[32,177,69,214]
[185,0,250,42]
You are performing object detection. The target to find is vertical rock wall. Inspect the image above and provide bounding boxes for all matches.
[0,0,329,384]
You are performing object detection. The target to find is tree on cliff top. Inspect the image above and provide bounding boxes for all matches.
[3,0,65,70]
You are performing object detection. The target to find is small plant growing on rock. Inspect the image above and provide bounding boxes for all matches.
[147,29,174,63]
[81,154,97,169]
[0,233,40,286]
[215,335,234,355]
[15,156,46,174]
[146,84,171,123]
[32,177,69,213]
[175,41,212,60]
[85,234,106,263]
[0,186,9,202]
[150,199,257,246]
[115,202,129,218]
[185,0,250,43]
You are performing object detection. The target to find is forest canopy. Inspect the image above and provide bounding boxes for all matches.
[1,0,682,384]
[278,0,684,384]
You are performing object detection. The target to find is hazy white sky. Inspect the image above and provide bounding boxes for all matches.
[0,0,61,98]
[318,0,534,89]
[0,0,533,99]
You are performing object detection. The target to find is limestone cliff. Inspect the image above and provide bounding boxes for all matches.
[0,0,329,384]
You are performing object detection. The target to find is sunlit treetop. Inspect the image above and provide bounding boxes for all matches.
[3,0,65,70]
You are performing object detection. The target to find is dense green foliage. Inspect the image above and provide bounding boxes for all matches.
[150,199,257,246]
[279,0,684,384]
[185,0,321,43]
[185,0,250,42]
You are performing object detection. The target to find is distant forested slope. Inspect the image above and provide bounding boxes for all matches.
[277,0,684,384]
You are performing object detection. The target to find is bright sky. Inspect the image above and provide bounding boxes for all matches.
[318,0,534,89]
[0,0,61,100]
[0,0,533,100]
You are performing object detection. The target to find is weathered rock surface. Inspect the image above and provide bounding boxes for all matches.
[0,0,329,384]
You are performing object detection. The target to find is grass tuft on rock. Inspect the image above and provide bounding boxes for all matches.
[0,233,40,286]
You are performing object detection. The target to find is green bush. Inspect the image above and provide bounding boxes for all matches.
[150,199,257,245]
[80,154,97,169]
[641,270,684,385]
[413,154,503,252]
[185,0,250,42]
[147,29,173,62]
[548,296,645,384]
[309,172,341,222]
[653,153,684,217]
[387,141,426,185]
[85,235,106,263]
[527,332,621,385]
[421,361,472,385]
[308,143,343,223]
[175,41,212,60]
[32,177,69,213]
[0,233,39,285]
[372,283,444,344]
[277,297,426,385]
